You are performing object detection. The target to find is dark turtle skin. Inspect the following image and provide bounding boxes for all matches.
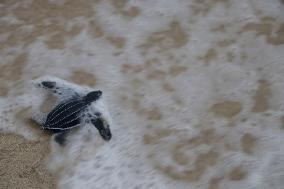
[44,98,86,132]
[43,91,102,131]
[33,80,112,145]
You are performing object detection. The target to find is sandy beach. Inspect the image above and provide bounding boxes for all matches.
[0,133,56,189]
[0,0,284,189]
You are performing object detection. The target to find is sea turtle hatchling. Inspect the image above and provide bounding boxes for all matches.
[31,78,112,145]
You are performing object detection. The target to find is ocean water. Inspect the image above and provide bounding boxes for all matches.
[0,0,284,188]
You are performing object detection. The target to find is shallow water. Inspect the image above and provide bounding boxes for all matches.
[0,0,284,188]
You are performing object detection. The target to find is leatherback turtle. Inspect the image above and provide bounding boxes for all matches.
[31,78,112,145]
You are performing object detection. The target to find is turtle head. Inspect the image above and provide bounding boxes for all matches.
[83,90,102,104]
[91,118,112,141]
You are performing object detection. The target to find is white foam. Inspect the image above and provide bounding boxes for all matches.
[1,0,284,188]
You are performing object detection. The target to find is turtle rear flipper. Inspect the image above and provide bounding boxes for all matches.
[54,131,69,145]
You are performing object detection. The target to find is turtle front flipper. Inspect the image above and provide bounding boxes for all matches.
[35,77,81,101]
[42,81,56,89]
[91,118,112,141]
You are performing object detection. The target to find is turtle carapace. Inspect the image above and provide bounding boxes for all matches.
[31,79,112,145]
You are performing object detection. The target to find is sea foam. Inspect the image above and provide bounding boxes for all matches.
[0,0,283,188]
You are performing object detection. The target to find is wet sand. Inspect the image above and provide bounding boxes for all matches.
[0,0,284,188]
[0,134,56,189]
